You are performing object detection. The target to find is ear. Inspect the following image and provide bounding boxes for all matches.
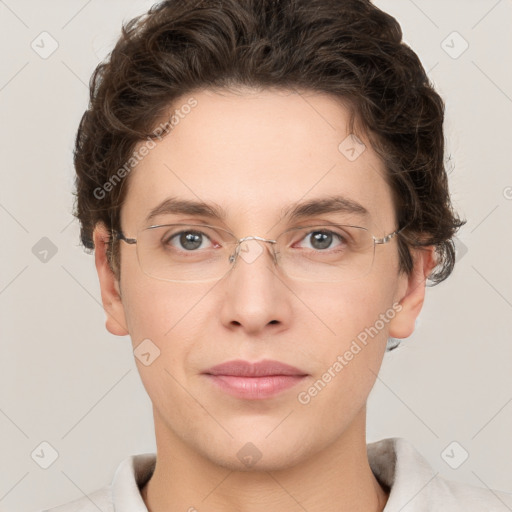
[388,246,437,339]
[93,223,129,336]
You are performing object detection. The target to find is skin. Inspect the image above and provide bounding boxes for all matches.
[93,87,435,512]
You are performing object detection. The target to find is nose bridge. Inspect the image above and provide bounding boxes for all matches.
[229,235,277,266]
[219,234,291,334]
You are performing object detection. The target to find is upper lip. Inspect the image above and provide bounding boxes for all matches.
[204,359,308,377]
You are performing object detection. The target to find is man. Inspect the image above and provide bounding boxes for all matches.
[45,0,512,510]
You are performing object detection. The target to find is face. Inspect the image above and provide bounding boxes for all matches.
[95,87,432,471]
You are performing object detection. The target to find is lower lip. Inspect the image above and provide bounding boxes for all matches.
[204,374,307,400]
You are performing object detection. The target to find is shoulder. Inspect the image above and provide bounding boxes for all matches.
[38,452,156,512]
[433,475,512,511]
[368,437,512,511]
[40,486,113,512]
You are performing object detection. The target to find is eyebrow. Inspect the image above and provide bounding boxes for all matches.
[281,195,369,221]
[145,197,227,224]
[145,195,369,225]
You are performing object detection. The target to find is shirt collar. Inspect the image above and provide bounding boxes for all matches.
[111,437,436,512]
[112,452,155,512]
[367,437,438,511]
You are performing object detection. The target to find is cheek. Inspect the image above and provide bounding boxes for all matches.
[120,255,195,335]
[120,272,208,367]
[293,280,395,393]
[297,279,396,345]
[293,282,392,419]
[120,279,210,406]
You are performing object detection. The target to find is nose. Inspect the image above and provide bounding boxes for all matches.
[219,238,293,336]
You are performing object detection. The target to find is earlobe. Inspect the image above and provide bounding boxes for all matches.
[93,223,129,336]
[388,246,436,340]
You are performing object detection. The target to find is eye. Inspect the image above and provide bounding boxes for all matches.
[164,229,215,251]
[296,229,346,251]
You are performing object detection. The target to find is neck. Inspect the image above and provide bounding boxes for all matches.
[141,408,389,512]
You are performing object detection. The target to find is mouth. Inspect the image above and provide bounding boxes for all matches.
[202,359,309,400]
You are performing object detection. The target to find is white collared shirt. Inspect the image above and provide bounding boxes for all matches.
[42,438,512,511]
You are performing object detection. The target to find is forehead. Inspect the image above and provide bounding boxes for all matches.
[121,87,395,232]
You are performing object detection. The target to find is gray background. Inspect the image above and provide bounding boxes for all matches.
[0,1,511,511]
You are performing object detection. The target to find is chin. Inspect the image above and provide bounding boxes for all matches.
[204,443,312,473]
[191,428,320,473]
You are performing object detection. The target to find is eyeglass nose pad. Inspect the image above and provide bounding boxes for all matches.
[228,248,238,265]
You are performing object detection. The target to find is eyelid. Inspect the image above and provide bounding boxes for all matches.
[296,226,347,241]
[279,223,363,236]
[160,224,234,247]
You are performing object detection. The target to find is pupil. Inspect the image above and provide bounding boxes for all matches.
[180,232,202,250]
[311,231,332,250]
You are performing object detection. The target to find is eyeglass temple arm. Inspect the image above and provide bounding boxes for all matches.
[114,230,137,245]
[373,228,402,245]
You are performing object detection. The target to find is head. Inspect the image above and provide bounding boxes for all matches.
[74,0,464,470]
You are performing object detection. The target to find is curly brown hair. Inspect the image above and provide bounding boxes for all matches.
[73,0,465,284]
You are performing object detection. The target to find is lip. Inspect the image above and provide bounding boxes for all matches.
[202,359,308,400]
